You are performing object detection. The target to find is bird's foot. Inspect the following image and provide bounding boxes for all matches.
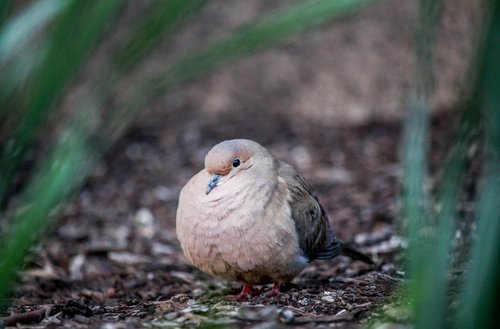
[226,283,255,301]
[265,282,281,297]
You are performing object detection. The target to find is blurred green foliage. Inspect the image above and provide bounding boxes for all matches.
[400,1,499,329]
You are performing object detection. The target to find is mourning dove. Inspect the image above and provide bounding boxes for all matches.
[176,139,373,300]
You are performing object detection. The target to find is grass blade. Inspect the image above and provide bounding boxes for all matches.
[0,0,68,69]
[454,2,500,328]
[134,0,377,99]
[112,0,205,74]
[401,0,447,328]
[0,1,124,207]
[0,101,101,299]
[85,0,206,112]
[0,0,69,120]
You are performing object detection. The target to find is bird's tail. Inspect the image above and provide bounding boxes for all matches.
[339,241,374,265]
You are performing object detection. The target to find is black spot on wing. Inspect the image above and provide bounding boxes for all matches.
[314,226,342,260]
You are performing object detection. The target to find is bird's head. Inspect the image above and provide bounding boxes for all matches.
[203,139,271,195]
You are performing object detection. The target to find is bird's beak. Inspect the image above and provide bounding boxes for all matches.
[206,174,220,195]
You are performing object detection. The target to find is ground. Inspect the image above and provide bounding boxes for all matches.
[2,112,450,328]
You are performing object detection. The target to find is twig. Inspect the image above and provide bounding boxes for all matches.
[1,306,51,327]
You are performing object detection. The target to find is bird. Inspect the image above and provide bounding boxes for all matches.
[176,139,373,300]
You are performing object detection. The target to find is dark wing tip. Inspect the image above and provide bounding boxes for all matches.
[315,239,342,260]
[314,225,342,260]
[339,241,375,265]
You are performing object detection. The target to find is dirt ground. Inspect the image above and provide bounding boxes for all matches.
[1,0,481,327]
[2,113,458,328]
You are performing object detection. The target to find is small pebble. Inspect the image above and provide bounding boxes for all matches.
[279,308,295,323]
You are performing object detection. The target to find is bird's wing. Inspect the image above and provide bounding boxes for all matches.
[277,161,341,261]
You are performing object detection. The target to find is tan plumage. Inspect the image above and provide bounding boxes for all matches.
[176,139,371,299]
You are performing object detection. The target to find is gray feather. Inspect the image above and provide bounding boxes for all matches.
[277,161,341,261]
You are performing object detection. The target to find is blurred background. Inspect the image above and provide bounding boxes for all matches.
[0,0,498,328]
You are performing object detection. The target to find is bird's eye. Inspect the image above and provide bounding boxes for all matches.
[232,158,241,168]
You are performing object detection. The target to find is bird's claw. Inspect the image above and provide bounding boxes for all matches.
[226,283,256,301]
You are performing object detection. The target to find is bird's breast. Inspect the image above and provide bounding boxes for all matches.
[176,178,305,283]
